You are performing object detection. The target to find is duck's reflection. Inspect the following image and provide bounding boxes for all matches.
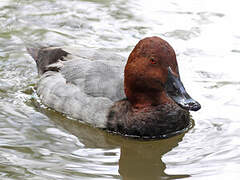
[36,106,190,180]
[118,136,189,180]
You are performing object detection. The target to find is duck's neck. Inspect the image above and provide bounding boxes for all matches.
[129,91,170,110]
[106,97,190,138]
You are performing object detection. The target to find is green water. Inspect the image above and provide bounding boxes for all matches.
[0,0,240,179]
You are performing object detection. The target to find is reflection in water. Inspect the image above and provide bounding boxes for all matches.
[119,137,190,180]
[32,98,190,179]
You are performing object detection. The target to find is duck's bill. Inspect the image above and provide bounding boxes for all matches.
[165,67,201,111]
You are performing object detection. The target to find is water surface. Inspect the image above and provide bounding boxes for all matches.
[0,0,240,179]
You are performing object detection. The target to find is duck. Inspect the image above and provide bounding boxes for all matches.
[27,36,201,139]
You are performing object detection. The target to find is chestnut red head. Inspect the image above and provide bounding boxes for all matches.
[124,36,201,111]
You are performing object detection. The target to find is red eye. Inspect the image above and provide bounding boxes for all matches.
[150,57,156,64]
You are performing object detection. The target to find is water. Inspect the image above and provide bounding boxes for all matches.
[0,0,240,179]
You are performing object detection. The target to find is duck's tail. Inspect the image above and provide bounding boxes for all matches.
[27,47,40,62]
[27,47,69,75]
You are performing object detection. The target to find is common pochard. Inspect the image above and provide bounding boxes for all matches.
[28,36,201,139]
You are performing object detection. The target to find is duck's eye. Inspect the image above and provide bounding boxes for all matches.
[150,57,156,64]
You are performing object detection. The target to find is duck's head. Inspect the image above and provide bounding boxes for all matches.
[124,36,201,111]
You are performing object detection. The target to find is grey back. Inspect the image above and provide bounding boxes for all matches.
[36,47,126,128]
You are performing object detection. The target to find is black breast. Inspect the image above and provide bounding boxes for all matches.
[107,99,190,139]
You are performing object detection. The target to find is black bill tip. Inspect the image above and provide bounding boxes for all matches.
[178,98,201,111]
